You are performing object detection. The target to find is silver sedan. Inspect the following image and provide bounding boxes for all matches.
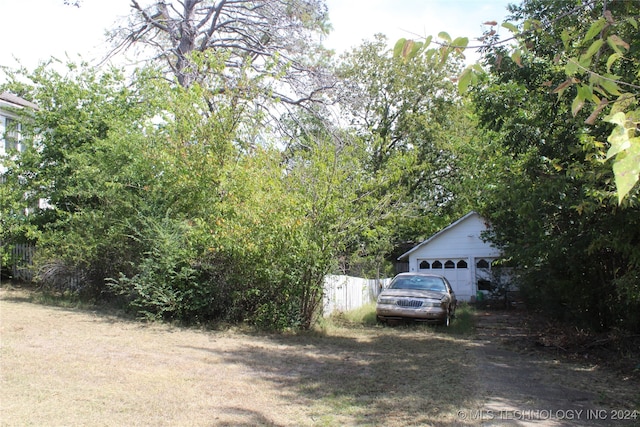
[376,273,457,326]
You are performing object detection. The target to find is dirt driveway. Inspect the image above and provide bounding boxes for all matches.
[470,310,638,426]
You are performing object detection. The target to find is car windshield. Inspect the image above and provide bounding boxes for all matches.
[390,276,446,292]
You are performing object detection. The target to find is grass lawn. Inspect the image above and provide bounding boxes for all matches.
[0,287,480,426]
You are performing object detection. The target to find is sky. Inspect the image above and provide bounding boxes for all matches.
[0,0,513,72]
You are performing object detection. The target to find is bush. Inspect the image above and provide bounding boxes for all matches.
[107,215,224,322]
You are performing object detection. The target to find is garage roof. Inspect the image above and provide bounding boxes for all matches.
[397,211,486,261]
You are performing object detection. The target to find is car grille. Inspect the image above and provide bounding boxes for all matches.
[396,299,423,308]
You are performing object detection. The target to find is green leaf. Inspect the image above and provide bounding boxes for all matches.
[606,52,623,72]
[584,18,607,42]
[612,145,640,203]
[393,39,423,61]
[406,42,423,59]
[393,38,408,58]
[438,31,451,43]
[611,95,635,115]
[600,78,622,96]
[560,29,571,50]
[577,84,593,100]
[439,46,450,64]
[581,38,604,60]
[452,37,469,49]
[501,22,518,34]
[458,67,474,94]
[565,59,579,76]
[579,54,592,69]
[571,84,593,115]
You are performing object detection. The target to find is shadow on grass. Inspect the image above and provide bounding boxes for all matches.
[216,407,280,427]
[1,283,479,424]
[0,282,135,324]
[185,323,478,426]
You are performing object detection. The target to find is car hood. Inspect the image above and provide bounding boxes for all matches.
[379,289,445,300]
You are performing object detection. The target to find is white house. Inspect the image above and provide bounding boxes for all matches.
[1,92,50,213]
[397,211,502,302]
[1,92,39,174]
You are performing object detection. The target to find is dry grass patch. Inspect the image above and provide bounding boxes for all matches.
[1,287,479,426]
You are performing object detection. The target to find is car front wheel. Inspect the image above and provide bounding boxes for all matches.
[442,309,452,327]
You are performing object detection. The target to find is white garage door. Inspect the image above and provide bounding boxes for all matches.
[417,258,473,301]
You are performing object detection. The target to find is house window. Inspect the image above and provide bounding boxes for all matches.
[432,260,443,269]
[476,259,489,269]
[4,118,21,152]
[457,260,468,269]
[444,260,455,269]
[419,261,430,269]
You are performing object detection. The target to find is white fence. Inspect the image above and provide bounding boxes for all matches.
[323,275,391,316]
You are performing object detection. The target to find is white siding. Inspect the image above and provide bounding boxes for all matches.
[405,212,502,301]
[1,101,21,172]
[1,115,6,165]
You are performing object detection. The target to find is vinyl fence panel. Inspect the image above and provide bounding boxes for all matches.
[323,275,391,316]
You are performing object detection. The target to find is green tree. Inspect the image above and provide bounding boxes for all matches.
[456,0,640,203]
[334,35,475,267]
[467,0,640,331]
[221,112,399,328]
[2,63,151,292]
[515,0,640,203]
[1,62,238,307]
[1,59,394,329]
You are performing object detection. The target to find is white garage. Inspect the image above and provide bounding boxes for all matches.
[397,211,502,302]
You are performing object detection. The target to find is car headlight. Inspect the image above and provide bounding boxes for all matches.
[377,298,396,305]
[423,301,441,307]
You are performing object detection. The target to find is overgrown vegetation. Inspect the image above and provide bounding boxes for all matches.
[469,0,640,332]
[394,0,640,332]
[1,0,639,333]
